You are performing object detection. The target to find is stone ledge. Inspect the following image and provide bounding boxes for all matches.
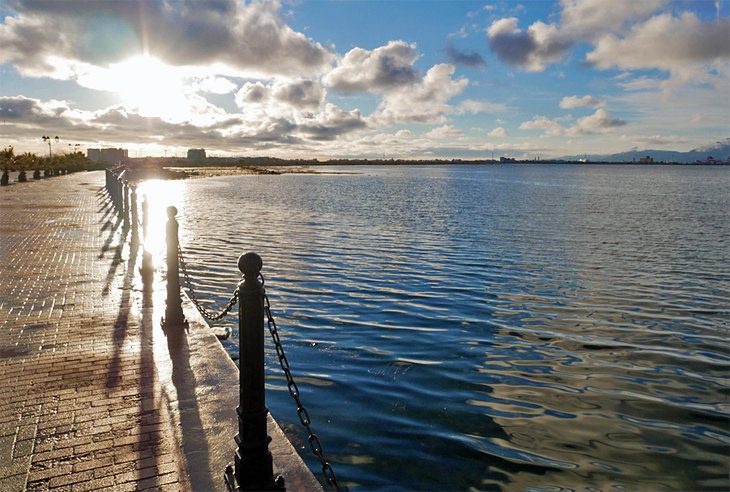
[155,291,323,492]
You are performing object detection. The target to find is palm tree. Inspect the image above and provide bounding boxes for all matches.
[1,146,14,186]
[16,152,37,182]
[31,152,41,179]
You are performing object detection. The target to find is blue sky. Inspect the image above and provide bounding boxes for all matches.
[0,0,728,158]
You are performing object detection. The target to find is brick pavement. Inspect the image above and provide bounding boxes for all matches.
[0,172,189,491]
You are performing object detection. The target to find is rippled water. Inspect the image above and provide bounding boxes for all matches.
[139,164,730,490]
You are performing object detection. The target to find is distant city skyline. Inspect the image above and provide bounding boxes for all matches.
[1,0,728,159]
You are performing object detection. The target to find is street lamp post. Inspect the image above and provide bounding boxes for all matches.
[42,136,59,157]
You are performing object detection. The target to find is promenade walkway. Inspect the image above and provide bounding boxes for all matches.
[0,172,321,491]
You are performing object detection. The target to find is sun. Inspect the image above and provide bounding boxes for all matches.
[112,55,189,121]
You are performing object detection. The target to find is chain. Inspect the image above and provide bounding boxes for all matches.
[261,276,340,491]
[177,245,239,321]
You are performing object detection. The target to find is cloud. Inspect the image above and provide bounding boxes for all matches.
[235,79,326,111]
[486,17,570,71]
[425,125,463,139]
[485,1,727,90]
[0,1,333,79]
[323,40,420,93]
[489,127,507,137]
[585,12,730,88]
[191,77,238,95]
[571,108,626,134]
[621,134,689,146]
[519,115,565,136]
[559,95,602,109]
[520,108,626,136]
[297,104,367,141]
[559,0,666,39]
[272,80,326,109]
[371,64,469,124]
[445,42,486,67]
[454,99,508,114]
[0,95,81,127]
[618,76,664,92]
[0,94,367,151]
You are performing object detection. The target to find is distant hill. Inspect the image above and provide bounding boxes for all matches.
[560,138,730,163]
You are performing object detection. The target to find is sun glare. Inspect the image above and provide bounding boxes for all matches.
[112,55,188,121]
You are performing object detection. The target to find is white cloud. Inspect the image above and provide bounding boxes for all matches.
[618,76,664,92]
[520,108,626,136]
[620,134,690,146]
[425,125,463,139]
[519,115,565,135]
[191,77,238,95]
[323,40,420,93]
[560,95,602,109]
[455,99,508,114]
[559,0,666,39]
[489,127,507,137]
[371,64,469,124]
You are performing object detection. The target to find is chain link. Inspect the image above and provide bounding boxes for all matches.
[177,245,239,321]
[262,278,341,491]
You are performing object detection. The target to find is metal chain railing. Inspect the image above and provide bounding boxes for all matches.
[178,245,239,321]
[260,274,340,491]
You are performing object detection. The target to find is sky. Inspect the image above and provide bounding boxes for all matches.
[0,0,728,159]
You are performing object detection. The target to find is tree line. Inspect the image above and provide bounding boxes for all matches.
[1,146,106,186]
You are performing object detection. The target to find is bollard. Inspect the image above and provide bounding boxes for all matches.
[142,195,149,240]
[225,253,284,491]
[114,173,122,209]
[130,186,139,244]
[162,206,187,330]
[122,181,130,228]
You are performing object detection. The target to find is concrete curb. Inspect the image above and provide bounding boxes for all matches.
[154,291,323,491]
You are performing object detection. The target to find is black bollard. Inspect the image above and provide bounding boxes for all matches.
[225,253,284,491]
[162,206,186,330]
[142,195,149,240]
[130,186,139,244]
[122,181,130,228]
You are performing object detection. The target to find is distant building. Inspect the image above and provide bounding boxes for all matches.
[639,155,654,164]
[87,148,128,165]
[695,156,721,164]
[187,148,206,160]
[499,157,516,163]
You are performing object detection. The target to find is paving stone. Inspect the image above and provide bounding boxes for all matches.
[0,173,186,490]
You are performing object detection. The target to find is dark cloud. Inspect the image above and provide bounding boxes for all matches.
[0,95,366,151]
[487,18,571,72]
[0,95,74,127]
[0,1,333,78]
[273,80,325,109]
[445,42,486,67]
[299,105,367,140]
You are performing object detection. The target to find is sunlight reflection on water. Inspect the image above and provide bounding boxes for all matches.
[142,165,730,491]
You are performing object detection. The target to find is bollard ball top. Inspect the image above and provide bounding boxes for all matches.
[166,206,178,218]
[238,252,262,276]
